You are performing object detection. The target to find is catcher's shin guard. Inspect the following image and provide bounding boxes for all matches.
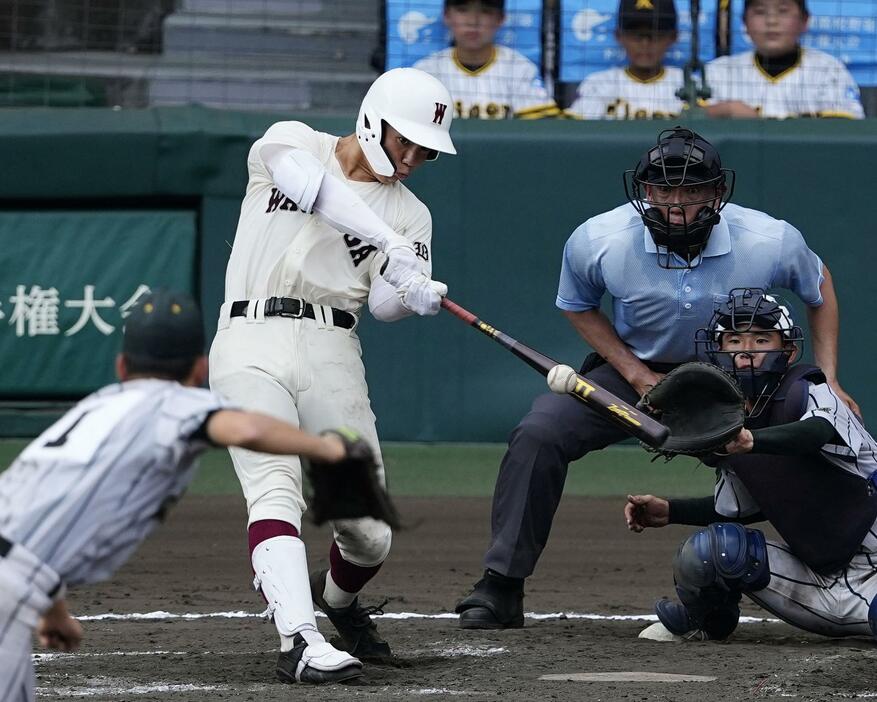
[671,523,769,640]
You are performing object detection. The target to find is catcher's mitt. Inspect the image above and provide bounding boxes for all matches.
[638,362,745,458]
[305,428,401,530]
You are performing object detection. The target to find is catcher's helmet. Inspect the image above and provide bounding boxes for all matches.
[696,288,803,417]
[624,127,735,269]
[356,68,457,177]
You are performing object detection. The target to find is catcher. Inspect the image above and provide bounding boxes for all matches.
[627,288,877,642]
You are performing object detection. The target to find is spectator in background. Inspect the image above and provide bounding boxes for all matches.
[567,0,684,120]
[705,0,864,118]
[414,0,560,119]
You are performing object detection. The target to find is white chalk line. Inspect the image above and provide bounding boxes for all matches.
[72,609,780,624]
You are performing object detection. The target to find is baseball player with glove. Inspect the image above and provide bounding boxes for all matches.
[456,126,853,630]
[208,67,456,680]
[0,290,390,700]
[628,288,877,642]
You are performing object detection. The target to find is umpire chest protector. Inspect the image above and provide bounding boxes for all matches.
[716,364,877,575]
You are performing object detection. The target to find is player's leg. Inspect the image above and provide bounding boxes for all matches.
[0,551,56,702]
[457,359,639,629]
[653,523,770,641]
[746,543,876,638]
[294,321,393,660]
[209,319,362,683]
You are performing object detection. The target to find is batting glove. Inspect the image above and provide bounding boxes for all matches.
[382,244,423,288]
[398,274,447,316]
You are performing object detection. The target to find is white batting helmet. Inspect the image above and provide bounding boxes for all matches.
[356,68,457,177]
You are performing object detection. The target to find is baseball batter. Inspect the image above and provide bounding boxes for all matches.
[704,0,864,119]
[628,289,877,641]
[208,67,456,676]
[567,0,685,120]
[0,290,373,700]
[413,0,559,120]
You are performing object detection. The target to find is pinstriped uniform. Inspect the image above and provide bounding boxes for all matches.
[0,378,226,702]
[715,382,877,637]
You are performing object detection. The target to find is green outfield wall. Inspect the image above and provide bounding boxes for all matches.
[0,108,875,439]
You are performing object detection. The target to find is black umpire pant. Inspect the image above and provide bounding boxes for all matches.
[484,354,677,579]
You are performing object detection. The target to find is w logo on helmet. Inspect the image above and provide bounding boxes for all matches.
[433,102,448,125]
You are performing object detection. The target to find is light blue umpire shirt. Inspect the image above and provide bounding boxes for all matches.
[556,202,825,364]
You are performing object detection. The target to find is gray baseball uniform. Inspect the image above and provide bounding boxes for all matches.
[0,378,226,702]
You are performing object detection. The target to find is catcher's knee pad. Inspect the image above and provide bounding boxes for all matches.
[334,518,392,566]
[675,523,770,595]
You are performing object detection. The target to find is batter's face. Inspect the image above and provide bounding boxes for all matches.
[645,183,722,227]
[444,3,504,53]
[375,124,434,184]
[719,328,786,370]
[744,0,808,58]
[616,30,677,72]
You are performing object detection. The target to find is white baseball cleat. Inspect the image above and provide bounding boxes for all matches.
[276,633,363,684]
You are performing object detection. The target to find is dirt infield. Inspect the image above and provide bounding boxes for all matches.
[39,495,877,701]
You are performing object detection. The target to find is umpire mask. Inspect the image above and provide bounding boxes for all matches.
[624,127,735,269]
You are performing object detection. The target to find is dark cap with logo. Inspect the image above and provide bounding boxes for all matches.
[122,289,205,364]
[744,0,807,13]
[618,0,678,33]
[445,0,504,9]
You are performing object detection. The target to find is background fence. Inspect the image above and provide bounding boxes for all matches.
[0,109,874,439]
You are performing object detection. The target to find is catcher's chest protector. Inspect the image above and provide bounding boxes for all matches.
[719,365,877,575]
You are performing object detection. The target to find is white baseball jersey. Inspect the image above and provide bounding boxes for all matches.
[223,121,433,314]
[567,66,686,120]
[714,381,877,638]
[0,379,226,586]
[413,46,559,120]
[706,48,864,119]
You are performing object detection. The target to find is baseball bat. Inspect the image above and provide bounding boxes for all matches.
[441,297,670,448]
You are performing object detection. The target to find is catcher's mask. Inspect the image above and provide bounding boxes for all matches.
[624,127,735,270]
[696,288,803,417]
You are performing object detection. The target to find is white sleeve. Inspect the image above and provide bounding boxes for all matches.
[568,75,611,120]
[368,274,413,322]
[510,56,559,118]
[803,382,864,455]
[818,61,865,119]
[261,144,413,254]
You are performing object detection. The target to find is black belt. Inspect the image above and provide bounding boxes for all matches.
[230,297,356,330]
[0,534,12,558]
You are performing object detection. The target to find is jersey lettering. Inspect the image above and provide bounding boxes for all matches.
[454,100,512,120]
[266,187,299,214]
[414,242,430,262]
[343,234,378,267]
[606,98,680,120]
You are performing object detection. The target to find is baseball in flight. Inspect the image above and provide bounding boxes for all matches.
[547,364,578,395]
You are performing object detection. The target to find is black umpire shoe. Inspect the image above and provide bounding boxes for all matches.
[275,633,364,684]
[310,569,393,662]
[455,570,525,629]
